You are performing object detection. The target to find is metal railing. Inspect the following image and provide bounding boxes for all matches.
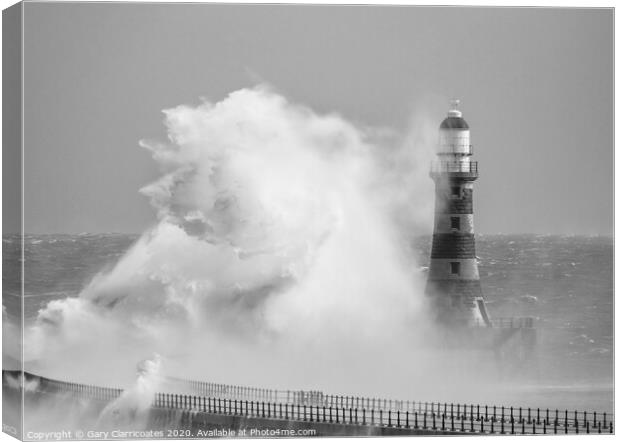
[17,371,123,402]
[152,395,613,435]
[430,161,478,175]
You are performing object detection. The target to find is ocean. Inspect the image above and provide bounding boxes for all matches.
[2,233,613,413]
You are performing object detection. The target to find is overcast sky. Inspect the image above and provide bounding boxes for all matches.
[20,3,612,235]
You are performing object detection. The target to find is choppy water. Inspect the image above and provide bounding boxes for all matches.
[3,234,613,412]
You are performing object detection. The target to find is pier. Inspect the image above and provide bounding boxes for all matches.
[4,370,613,436]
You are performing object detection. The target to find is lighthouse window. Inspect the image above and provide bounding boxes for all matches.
[450,262,461,275]
[451,186,460,198]
[451,216,460,230]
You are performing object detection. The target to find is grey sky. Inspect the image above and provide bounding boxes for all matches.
[20,3,612,235]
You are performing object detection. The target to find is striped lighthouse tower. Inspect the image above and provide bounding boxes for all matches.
[426,100,489,326]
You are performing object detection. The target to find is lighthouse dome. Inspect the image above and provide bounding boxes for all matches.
[440,104,469,130]
[440,116,469,130]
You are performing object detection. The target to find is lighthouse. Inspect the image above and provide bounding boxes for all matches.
[426,101,489,326]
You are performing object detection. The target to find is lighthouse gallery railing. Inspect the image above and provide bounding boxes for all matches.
[430,161,478,174]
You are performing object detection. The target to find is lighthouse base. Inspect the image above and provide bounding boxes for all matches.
[425,279,487,327]
[432,315,538,369]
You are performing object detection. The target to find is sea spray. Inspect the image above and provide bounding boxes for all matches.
[18,86,503,407]
[96,355,162,430]
[3,372,40,393]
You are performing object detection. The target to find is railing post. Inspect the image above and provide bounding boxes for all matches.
[388,410,392,428]
[414,411,418,429]
[583,411,587,427]
[575,418,579,434]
